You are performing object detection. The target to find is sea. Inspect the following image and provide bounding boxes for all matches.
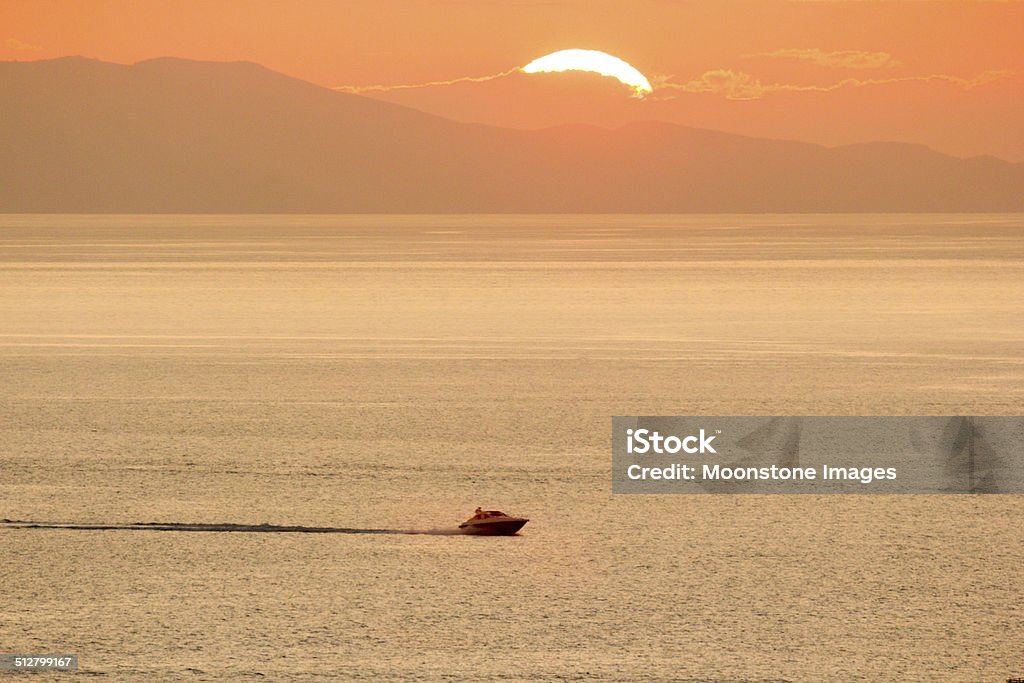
[1,214,1022,681]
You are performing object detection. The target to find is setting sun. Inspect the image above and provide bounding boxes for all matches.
[521,49,653,97]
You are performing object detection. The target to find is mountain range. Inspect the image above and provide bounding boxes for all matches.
[2,57,1022,212]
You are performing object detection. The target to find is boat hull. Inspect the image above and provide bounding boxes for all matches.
[458,518,528,535]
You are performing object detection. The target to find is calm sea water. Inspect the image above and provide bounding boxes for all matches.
[1,215,1022,681]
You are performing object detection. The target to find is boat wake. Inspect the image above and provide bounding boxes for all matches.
[0,520,465,535]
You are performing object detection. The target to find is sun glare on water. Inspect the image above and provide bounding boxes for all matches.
[521,49,653,97]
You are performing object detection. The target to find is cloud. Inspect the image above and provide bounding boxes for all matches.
[333,69,518,94]
[334,59,1013,103]
[657,68,1014,100]
[4,38,42,51]
[747,48,900,69]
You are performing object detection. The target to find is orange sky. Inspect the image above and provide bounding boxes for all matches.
[3,0,1022,160]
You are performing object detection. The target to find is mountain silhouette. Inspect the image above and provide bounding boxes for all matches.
[2,57,1022,212]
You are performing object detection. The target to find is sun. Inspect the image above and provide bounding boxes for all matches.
[521,49,653,97]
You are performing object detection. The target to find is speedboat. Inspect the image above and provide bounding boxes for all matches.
[459,508,528,535]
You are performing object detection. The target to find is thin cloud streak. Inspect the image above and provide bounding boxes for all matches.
[333,68,518,93]
[745,48,900,69]
[656,68,1014,100]
[4,38,42,51]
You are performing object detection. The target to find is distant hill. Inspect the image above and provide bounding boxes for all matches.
[2,57,1022,212]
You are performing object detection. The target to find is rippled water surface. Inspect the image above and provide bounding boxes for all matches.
[1,215,1022,681]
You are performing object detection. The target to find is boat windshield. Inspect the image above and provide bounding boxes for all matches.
[471,509,508,519]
